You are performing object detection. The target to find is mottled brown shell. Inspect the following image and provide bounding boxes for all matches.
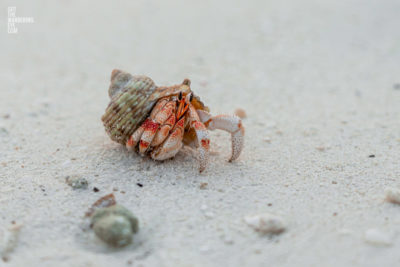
[101,69,208,145]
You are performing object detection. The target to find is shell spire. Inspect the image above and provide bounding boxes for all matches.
[101,70,159,145]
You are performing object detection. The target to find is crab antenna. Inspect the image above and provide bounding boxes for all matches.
[176,93,189,119]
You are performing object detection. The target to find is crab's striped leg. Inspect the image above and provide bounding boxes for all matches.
[149,91,189,147]
[197,110,244,162]
[151,116,185,161]
[126,121,146,151]
[138,99,176,154]
[151,113,176,147]
[126,97,169,151]
[188,104,210,172]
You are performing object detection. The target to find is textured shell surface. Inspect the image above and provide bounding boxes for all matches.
[102,69,207,145]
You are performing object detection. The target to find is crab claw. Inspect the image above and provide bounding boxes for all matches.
[197,110,244,162]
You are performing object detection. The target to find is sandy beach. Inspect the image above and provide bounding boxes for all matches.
[1,0,400,266]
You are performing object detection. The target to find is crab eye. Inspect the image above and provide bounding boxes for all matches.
[189,93,193,102]
[178,92,183,101]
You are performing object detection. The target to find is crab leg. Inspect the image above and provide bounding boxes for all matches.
[151,113,176,147]
[151,117,185,161]
[126,120,146,151]
[150,93,192,162]
[188,104,210,172]
[137,120,159,154]
[138,100,176,154]
[197,110,244,162]
[126,97,170,151]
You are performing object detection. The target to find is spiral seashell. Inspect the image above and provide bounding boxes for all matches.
[101,70,158,145]
[102,69,208,145]
[91,204,139,247]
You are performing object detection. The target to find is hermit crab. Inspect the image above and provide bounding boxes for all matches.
[101,69,244,172]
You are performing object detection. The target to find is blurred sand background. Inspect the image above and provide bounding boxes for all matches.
[0,0,399,266]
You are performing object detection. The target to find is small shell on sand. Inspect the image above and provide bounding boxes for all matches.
[91,204,139,247]
[364,228,393,247]
[234,108,247,119]
[66,175,88,189]
[244,213,286,235]
[385,187,400,204]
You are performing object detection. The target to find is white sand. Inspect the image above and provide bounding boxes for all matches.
[1,0,400,266]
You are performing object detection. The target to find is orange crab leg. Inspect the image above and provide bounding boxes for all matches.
[126,120,146,151]
[139,100,176,154]
[126,98,169,151]
[151,113,176,147]
[151,117,185,161]
[138,119,159,153]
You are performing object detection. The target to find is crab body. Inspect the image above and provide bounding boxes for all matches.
[102,69,244,172]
